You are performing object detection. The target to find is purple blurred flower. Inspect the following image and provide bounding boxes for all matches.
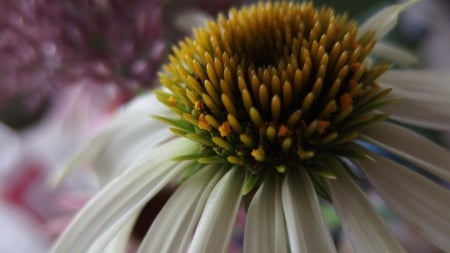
[0,0,244,127]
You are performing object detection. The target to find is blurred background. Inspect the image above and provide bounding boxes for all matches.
[0,0,449,252]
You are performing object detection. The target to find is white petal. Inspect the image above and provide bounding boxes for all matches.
[380,70,450,101]
[188,167,244,253]
[88,212,139,253]
[91,93,173,184]
[359,153,450,252]
[282,169,337,253]
[50,139,196,253]
[361,121,450,182]
[358,0,418,40]
[328,161,406,253]
[50,92,173,186]
[137,165,226,253]
[174,10,212,33]
[114,92,169,124]
[388,87,450,105]
[49,127,116,186]
[379,71,450,130]
[372,43,418,66]
[244,176,288,253]
[93,117,171,185]
[381,96,450,130]
[103,218,136,253]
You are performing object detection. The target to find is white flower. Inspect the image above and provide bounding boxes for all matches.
[51,1,450,253]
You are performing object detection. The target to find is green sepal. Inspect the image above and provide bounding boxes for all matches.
[178,162,205,184]
[241,172,262,195]
[314,164,337,179]
[185,133,214,146]
[173,153,209,161]
[169,127,190,137]
[153,115,194,132]
[340,113,389,131]
[325,142,374,161]
[307,170,331,202]
[197,156,227,164]
[354,97,398,116]
[155,90,190,113]
[354,87,392,108]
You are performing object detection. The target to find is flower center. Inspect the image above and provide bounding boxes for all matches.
[157,2,391,176]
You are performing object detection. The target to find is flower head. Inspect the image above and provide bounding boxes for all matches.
[157,1,391,194]
[51,1,450,253]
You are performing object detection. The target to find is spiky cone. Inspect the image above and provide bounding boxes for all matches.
[51,1,450,253]
[158,1,391,189]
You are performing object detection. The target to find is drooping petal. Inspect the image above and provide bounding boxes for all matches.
[361,121,450,182]
[174,9,212,33]
[49,127,117,186]
[244,174,288,253]
[282,169,336,253]
[371,43,418,66]
[90,92,173,184]
[358,0,418,40]
[381,95,450,130]
[328,161,406,253]
[379,70,450,102]
[379,71,450,130]
[188,167,244,253]
[115,92,170,124]
[50,139,196,253]
[388,87,450,106]
[93,117,172,184]
[88,212,139,253]
[359,153,450,252]
[50,92,172,186]
[137,165,226,253]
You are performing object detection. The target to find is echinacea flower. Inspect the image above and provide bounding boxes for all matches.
[51,1,450,252]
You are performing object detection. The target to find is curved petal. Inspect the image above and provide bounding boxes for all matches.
[244,175,288,253]
[361,121,450,182]
[188,167,244,253]
[372,43,418,66]
[388,88,450,106]
[380,70,450,105]
[88,92,173,184]
[174,10,212,33]
[358,0,418,39]
[49,127,117,186]
[282,169,336,253]
[93,117,171,185]
[328,161,406,253]
[137,165,225,253]
[359,153,450,252]
[379,70,450,97]
[381,96,450,130]
[50,139,196,253]
[50,92,172,186]
[88,212,139,253]
[115,92,169,124]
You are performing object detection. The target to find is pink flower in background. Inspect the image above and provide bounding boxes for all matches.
[0,83,120,252]
[0,0,244,128]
